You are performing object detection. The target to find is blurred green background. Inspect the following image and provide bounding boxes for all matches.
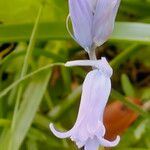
[0,0,150,150]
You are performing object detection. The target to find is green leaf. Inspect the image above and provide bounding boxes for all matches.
[0,0,67,24]
[141,88,150,100]
[10,70,51,150]
[0,70,51,150]
[11,5,43,134]
[121,74,135,97]
[0,22,150,43]
[27,127,47,142]
[61,66,71,93]
[26,138,38,150]
[110,44,139,69]
[112,22,150,43]
[0,22,68,42]
[134,119,149,140]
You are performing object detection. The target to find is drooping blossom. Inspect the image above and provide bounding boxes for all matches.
[68,0,120,52]
[50,57,120,150]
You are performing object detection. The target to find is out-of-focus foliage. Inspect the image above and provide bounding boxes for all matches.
[0,0,150,150]
[0,0,68,23]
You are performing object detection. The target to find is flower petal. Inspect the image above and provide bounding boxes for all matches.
[86,74,111,134]
[92,0,120,46]
[49,123,72,138]
[65,60,100,68]
[98,135,120,147]
[84,137,99,150]
[87,0,98,12]
[65,57,112,78]
[69,0,93,51]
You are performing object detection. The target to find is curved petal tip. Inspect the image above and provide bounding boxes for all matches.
[99,135,120,147]
[49,123,71,139]
[112,135,120,146]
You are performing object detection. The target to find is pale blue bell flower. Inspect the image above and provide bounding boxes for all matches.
[50,57,120,150]
[67,0,120,52]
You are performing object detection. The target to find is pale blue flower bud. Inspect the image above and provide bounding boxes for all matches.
[67,0,120,52]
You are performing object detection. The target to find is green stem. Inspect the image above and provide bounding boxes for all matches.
[44,90,54,110]
[88,48,97,60]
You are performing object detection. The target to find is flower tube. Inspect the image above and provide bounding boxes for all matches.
[50,57,120,150]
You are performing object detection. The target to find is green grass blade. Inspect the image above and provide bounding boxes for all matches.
[112,22,150,43]
[111,89,149,118]
[0,22,150,43]
[26,138,38,150]
[0,22,69,42]
[0,63,64,98]
[11,70,51,150]
[121,74,135,97]
[0,70,52,150]
[110,44,139,69]
[11,5,43,134]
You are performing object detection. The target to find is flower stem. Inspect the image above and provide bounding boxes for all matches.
[88,48,97,60]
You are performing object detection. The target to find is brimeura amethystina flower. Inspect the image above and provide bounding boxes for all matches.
[67,0,120,52]
[50,58,120,150]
